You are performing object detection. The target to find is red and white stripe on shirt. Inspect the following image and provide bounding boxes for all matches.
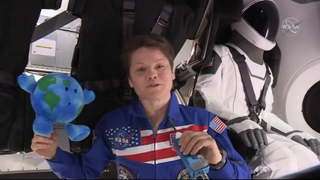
[112,124,208,164]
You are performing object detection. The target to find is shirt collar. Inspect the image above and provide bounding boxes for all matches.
[129,91,180,120]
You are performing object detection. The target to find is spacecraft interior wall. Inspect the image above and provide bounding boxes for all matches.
[271,0,320,121]
[26,14,80,74]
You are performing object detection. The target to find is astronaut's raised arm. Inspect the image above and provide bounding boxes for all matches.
[195,45,243,121]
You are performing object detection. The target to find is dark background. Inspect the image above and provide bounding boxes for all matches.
[0,172,112,179]
[0,162,117,179]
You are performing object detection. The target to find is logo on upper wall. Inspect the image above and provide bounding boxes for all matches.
[281,17,302,36]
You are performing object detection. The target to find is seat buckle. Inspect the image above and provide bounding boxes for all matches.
[249,105,262,124]
[122,9,136,17]
[156,15,168,28]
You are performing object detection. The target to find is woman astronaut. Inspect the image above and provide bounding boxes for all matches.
[30,34,251,179]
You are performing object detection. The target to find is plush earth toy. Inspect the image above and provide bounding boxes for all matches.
[18,73,95,142]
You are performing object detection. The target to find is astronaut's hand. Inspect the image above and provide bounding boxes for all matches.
[227,117,268,149]
[178,130,222,164]
[289,132,320,155]
[31,130,58,159]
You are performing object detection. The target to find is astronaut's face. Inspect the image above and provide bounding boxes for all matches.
[129,47,175,101]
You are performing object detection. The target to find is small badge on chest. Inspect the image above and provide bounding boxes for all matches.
[170,133,176,146]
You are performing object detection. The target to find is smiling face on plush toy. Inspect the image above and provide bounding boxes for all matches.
[32,73,86,124]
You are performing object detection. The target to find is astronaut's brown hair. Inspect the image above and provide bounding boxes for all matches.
[120,34,174,76]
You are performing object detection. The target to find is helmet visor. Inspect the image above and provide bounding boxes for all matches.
[242,1,279,42]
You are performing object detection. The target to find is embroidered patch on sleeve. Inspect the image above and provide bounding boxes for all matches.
[209,116,227,134]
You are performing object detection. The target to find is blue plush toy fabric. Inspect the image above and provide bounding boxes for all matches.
[18,73,95,142]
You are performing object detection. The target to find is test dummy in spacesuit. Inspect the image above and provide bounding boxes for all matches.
[194,0,320,178]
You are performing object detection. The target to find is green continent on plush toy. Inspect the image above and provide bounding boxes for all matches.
[18,73,95,142]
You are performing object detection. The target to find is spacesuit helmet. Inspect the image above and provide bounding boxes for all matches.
[231,0,279,51]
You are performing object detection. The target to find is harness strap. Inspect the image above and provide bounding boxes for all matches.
[226,45,271,123]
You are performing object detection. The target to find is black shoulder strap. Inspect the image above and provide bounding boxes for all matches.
[226,45,271,117]
[227,46,258,109]
[259,65,271,110]
[122,0,135,48]
[121,0,174,68]
[122,0,173,48]
[151,0,174,34]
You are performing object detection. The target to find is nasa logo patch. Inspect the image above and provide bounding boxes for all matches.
[118,165,134,179]
[105,126,140,150]
[177,168,191,179]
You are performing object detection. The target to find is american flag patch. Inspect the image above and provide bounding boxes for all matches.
[209,116,227,134]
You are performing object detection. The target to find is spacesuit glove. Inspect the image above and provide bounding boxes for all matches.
[227,117,268,149]
[288,131,320,155]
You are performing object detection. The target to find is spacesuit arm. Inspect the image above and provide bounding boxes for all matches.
[260,91,319,139]
[195,46,242,121]
[260,69,303,136]
[260,100,320,149]
[46,114,114,179]
[260,109,302,137]
[206,114,252,179]
[260,66,320,155]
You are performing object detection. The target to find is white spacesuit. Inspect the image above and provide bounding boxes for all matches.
[194,0,320,179]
